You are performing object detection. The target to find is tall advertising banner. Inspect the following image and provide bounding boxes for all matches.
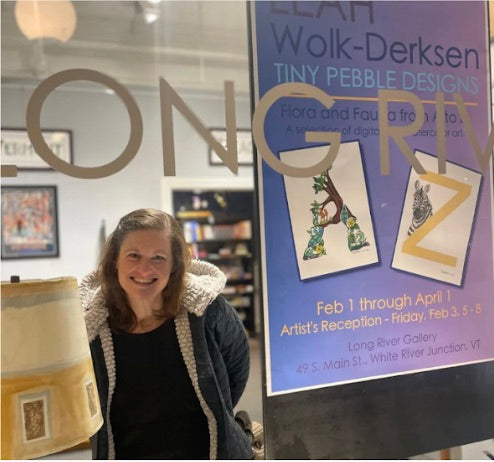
[250,0,494,442]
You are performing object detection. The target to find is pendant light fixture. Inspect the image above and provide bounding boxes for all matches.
[15,0,77,43]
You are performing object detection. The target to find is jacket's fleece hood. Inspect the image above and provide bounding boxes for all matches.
[80,259,226,341]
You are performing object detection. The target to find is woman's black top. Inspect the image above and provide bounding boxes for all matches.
[110,319,210,460]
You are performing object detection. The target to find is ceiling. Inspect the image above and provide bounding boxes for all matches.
[1,1,250,94]
[2,1,494,95]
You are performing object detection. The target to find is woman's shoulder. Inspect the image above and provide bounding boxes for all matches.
[204,296,244,332]
[205,295,233,316]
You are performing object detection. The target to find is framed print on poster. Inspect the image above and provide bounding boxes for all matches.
[208,128,253,166]
[1,185,60,259]
[1,128,72,170]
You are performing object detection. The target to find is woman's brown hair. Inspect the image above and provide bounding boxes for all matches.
[98,208,191,331]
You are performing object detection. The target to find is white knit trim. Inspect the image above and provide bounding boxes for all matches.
[99,324,116,460]
[182,260,226,316]
[175,310,218,460]
[79,271,99,313]
[83,288,108,342]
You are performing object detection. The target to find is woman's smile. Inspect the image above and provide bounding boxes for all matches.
[130,277,158,285]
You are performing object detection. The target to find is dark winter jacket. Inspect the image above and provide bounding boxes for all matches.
[80,260,252,459]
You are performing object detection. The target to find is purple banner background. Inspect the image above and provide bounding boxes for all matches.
[251,1,494,395]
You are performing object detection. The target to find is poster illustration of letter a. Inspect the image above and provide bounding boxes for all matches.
[281,142,378,280]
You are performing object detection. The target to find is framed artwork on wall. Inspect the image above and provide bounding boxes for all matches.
[1,185,60,259]
[208,128,253,166]
[1,128,72,170]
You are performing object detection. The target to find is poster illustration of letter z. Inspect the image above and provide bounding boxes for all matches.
[250,0,494,397]
[392,151,482,286]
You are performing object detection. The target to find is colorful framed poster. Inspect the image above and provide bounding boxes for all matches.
[1,185,59,259]
[1,128,72,170]
[250,0,494,399]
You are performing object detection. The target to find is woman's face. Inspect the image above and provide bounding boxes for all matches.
[116,229,173,309]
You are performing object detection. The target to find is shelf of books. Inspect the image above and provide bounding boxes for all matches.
[173,190,257,336]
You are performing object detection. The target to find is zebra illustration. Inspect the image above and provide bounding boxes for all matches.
[408,179,433,236]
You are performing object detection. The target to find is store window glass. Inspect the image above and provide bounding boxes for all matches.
[1,0,254,280]
[1,2,261,459]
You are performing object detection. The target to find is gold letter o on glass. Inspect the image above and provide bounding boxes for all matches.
[26,69,143,179]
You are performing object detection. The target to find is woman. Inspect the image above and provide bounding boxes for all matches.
[80,208,252,459]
